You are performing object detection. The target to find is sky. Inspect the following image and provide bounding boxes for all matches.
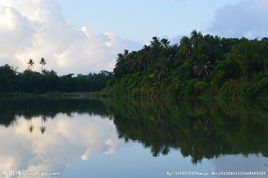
[0,0,268,74]
[58,0,241,42]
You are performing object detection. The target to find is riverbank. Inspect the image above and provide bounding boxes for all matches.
[0,92,98,99]
[1,90,267,103]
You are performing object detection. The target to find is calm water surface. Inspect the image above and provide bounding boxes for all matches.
[0,98,267,178]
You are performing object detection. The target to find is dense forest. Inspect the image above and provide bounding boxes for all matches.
[1,31,268,98]
[107,31,268,99]
[0,58,112,93]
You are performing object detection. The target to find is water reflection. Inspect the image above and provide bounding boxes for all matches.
[0,98,267,178]
[105,98,268,163]
[0,113,123,178]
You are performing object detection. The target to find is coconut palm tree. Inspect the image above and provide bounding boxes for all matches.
[193,55,212,82]
[160,38,170,48]
[40,116,46,134]
[179,37,192,58]
[27,59,35,70]
[191,30,202,51]
[39,57,47,72]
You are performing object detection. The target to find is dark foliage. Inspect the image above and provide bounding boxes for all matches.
[104,97,268,163]
[0,64,112,93]
[109,31,268,99]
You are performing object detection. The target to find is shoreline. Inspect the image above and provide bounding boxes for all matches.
[0,92,99,99]
[0,92,267,103]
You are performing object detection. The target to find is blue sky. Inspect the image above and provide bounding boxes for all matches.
[58,0,241,43]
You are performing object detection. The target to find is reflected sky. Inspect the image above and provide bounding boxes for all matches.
[62,144,267,178]
[0,114,124,178]
[0,113,267,178]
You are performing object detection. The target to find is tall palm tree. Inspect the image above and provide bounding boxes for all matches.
[27,59,35,70]
[39,57,47,72]
[193,55,212,82]
[123,49,129,56]
[161,38,170,48]
[191,30,202,51]
[179,37,192,58]
[151,37,161,48]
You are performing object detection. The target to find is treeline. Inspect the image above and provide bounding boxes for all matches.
[1,31,268,97]
[0,60,112,93]
[108,31,268,99]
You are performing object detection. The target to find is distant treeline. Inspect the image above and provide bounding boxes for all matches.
[107,31,268,99]
[0,64,112,93]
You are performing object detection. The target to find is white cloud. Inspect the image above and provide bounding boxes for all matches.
[0,0,140,74]
[0,114,124,178]
[209,0,268,38]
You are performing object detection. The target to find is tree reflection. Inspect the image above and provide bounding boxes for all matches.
[29,123,34,133]
[0,98,109,127]
[104,98,268,163]
[40,116,46,134]
[0,97,267,163]
[26,116,34,133]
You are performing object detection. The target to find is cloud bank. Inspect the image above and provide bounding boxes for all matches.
[209,0,268,38]
[0,0,140,74]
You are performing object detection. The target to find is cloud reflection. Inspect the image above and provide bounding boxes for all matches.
[0,113,123,178]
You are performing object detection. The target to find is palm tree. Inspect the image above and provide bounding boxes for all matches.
[27,59,35,70]
[193,55,212,82]
[179,37,192,58]
[160,38,170,48]
[191,30,202,51]
[123,49,129,56]
[114,50,130,78]
[39,57,47,72]
[151,37,161,48]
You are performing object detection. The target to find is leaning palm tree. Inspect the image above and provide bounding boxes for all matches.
[39,57,47,72]
[27,59,35,70]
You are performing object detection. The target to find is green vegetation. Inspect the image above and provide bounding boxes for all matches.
[107,31,268,100]
[1,31,268,99]
[0,58,112,93]
[1,97,267,163]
